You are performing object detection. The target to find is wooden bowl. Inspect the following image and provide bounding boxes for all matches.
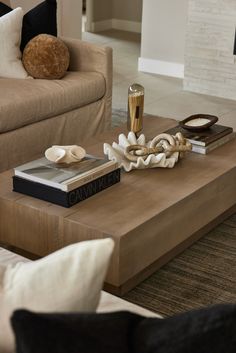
[179,114,218,132]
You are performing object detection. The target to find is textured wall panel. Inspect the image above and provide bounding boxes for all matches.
[184,0,236,100]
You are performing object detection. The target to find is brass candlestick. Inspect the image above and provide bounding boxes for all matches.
[127,83,144,136]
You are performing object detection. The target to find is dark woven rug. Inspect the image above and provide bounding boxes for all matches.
[112,109,236,318]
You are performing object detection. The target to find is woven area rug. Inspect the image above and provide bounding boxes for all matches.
[112,109,236,318]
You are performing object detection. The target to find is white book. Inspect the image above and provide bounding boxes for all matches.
[14,155,118,192]
[191,132,235,154]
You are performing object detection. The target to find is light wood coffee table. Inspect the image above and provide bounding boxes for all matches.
[0,116,236,295]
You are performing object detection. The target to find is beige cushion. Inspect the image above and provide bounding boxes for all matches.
[0,247,161,319]
[0,71,105,133]
[0,247,28,266]
[0,239,114,353]
[98,291,161,318]
[0,8,28,79]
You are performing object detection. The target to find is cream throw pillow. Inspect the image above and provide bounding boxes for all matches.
[0,238,114,353]
[0,7,29,78]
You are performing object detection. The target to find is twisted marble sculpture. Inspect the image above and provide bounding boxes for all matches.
[104,132,191,172]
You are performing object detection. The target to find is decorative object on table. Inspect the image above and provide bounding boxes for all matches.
[13,155,120,207]
[45,145,86,164]
[165,123,234,155]
[179,114,218,132]
[23,34,70,79]
[104,132,191,172]
[127,83,144,136]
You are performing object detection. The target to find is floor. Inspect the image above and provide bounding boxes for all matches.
[82,29,236,130]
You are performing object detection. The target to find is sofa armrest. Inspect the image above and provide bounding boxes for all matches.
[61,37,113,98]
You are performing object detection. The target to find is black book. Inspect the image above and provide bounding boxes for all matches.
[13,169,121,208]
[165,124,233,146]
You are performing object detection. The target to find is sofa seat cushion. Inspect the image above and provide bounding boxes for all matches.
[0,247,29,265]
[0,71,106,133]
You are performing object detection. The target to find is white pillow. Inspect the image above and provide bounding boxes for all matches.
[0,238,114,353]
[0,7,29,78]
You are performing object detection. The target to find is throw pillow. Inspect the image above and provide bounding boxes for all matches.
[20,0,57,51]
[134,304,236,353]
[0,238,114,353]
[0,7,29,78]
[11,310,142,353]
[23,34,70,79]
[0,1,57,51]
[11,304,236,353]
[0,2,11,16]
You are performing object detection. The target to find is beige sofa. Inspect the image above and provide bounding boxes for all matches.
[0,2,112,172]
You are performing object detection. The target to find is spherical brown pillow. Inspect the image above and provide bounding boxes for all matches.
[22,34,70,79]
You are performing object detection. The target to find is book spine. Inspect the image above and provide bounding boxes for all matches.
[65,162,118,192]
[191,133,235,154]
[189,128,233,146]
[67,169,120,207]
[13,169,121,208]
[191,145,207,154]
[205,133,235,153]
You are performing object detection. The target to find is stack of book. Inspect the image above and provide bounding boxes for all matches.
[13,155,120,207]
[165,124,235,154]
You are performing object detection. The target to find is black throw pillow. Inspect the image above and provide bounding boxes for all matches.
[11,304,236,353]
[134,304,236,353]
[0,1,57,51]
[0,2,11,16]
[20,0,57,51]
[11,310,143,353]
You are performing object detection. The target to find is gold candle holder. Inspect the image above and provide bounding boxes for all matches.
[127,83,144,136]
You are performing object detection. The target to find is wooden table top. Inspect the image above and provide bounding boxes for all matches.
[1,116,236,237]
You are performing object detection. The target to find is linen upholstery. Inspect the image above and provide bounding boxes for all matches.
[0,72,105,133]
[0,36,112,172]
[0,101,108,171]
[63,37,113,111]
[0,247,160,318]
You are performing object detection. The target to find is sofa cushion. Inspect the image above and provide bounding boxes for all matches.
[134,304,236,353]
[20,0,57,51]
[0,247,160,319]
[0,1,57,51]
[0,8,29,79]
[0,71,106,133]
[0,239,114,353]
[12,310,142,353]
[0,247,29,265]
[11,304,236,353]
[0,2,11,16]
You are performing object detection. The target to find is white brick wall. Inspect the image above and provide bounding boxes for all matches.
[184,0,236,100]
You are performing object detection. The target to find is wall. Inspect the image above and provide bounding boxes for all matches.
[139,0,189,78]
[184,0,236,100]
[90,0,142,33]
[112,0,142,22]
[92,0,112,22]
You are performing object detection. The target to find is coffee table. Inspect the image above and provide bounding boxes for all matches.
[0,116,236,295]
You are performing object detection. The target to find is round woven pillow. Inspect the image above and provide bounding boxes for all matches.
[22,34,70,79]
